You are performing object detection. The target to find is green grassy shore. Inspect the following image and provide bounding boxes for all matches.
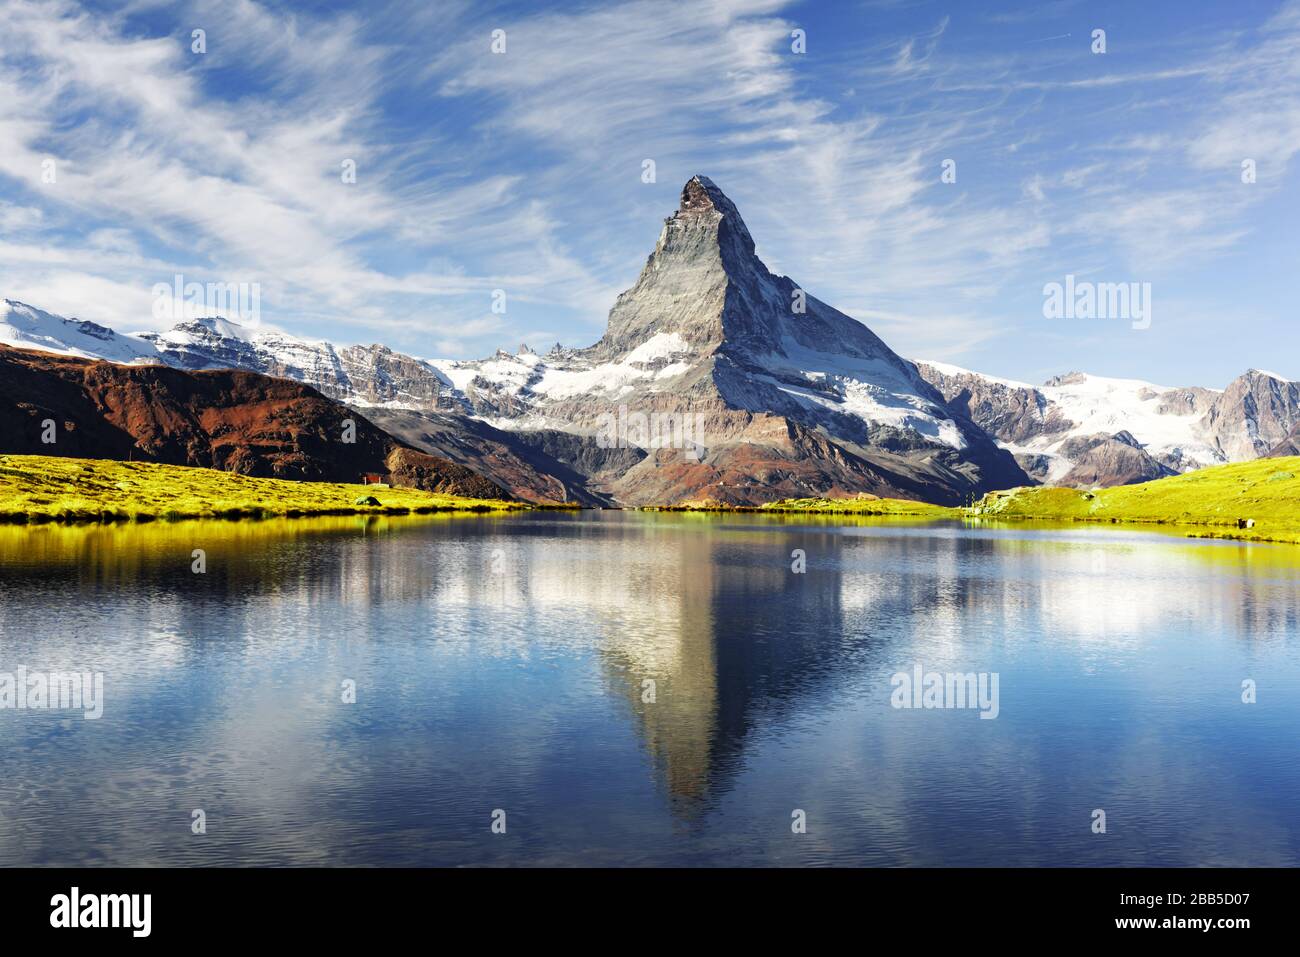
[0,454,527,523]
[963,456,1300,544]
[4,454,1300,541]
[745,457,1300,544]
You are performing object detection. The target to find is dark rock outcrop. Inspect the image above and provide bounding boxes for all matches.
[0,345,506,499]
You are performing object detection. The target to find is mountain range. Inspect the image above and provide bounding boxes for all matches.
[2,176,1292,504]
[915,361,1300,487]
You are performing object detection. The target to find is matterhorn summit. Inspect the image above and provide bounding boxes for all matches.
[430,175,1027,504]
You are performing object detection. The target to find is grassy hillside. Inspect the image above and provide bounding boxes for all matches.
[666,459,1300,544]
[966,456,1300,543]
[0,454,526,523]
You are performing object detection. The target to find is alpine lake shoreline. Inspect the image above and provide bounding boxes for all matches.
[0,454,533,524]
[2,453,1300,546]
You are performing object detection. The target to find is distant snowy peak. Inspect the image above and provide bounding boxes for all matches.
[913,359,1300,485]
[1030,369,1223,477]
[917,358,1035,391]
[0,299,158,364]
[152,316,261,345]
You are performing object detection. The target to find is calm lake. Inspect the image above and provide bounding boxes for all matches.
[1,511,1298,866]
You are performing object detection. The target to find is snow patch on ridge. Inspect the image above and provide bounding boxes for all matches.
[432,332,696,408]
[1248,369,1293,382]
[624,332,692,365]
[761,339,968,449]
[915,358,1035,391]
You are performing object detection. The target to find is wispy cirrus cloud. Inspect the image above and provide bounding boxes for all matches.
[0,0,545,342]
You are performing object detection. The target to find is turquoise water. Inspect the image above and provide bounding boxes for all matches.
[1,511,1297,866]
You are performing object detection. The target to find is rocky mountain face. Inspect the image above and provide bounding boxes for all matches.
[913,361,1071,452]
[426,176,1026,505]
[915,361,1300,487]
[1199,370,1300,460]
[361,407,633,507]
[1053,431,1175,487]
[0,345,504,498]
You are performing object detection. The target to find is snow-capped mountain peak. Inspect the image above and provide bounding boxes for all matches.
[1,299,158,364]
[153,316,260,345]
[1244,368,1294,382]
[424,176,1027,503]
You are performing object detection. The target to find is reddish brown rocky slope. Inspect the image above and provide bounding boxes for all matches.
[0,345,506,499]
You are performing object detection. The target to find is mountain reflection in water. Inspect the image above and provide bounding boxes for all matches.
[1,512,1298,866]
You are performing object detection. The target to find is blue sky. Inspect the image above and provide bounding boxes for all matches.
[0,0,1297,386]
